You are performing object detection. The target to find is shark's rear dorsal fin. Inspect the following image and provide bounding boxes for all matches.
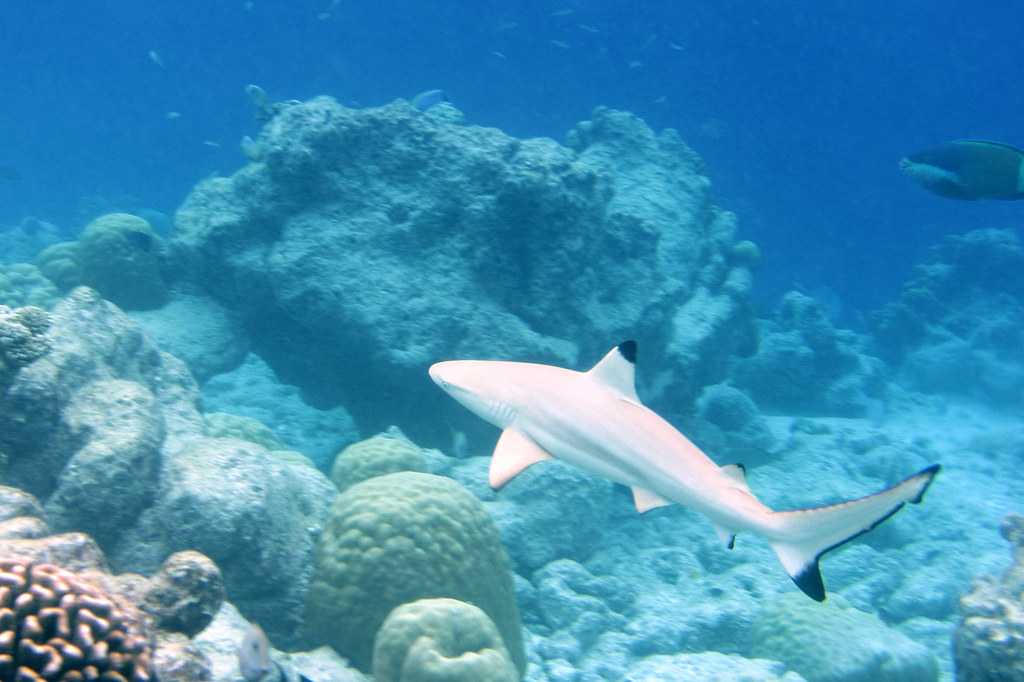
[721,463,750,492]
[588,340,640,402]
[489,428,553,489]
[712,523,736,550]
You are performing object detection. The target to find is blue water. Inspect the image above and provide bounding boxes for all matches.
[2,1,1021,313]
[1,3,1023,681]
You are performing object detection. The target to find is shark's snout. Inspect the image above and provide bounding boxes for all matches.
[430,362,464,397]
[428,362,448,389]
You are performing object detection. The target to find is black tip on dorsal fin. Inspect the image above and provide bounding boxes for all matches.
[617,340,637,364]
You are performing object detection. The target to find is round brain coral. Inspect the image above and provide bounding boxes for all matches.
[373,598,518,682]
[77,213,167,311]
[35,243,82,292]
[328,429,427,493]
[0,558,154,681]
[304,472,525,676]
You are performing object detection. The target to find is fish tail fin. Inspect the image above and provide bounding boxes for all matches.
[768,465,939,601]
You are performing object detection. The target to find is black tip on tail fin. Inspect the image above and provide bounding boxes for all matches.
[910,464,941,503]
[794,561,826,602]
[776,463,941,603]
[617,340,637,364]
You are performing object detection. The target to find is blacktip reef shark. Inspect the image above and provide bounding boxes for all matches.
[429,341,940,601]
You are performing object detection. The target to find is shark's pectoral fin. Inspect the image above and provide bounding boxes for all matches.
[489,428,553,489]
[631,486,672,513]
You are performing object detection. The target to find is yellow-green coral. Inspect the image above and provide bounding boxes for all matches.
[751,592,938,682]
[374,598,519,682]
[77,212,167,310]
[35,241,82,291]
[304,472,525,675]
[203,412,287,451]
[329,428,427,492]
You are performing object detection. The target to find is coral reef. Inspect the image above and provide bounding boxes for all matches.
[195,602,367,682]
[0,305,50,385]
[170,98,756,444]
[751,592,938,682]
[733,291,885,416]
[692,383,777,467]
[0,264,61,310]
[447,458,617,574]
[329,428,427,493]
[201,353,358,467]
[202,413,286,452]
[77,213,167,310]
[119,437,334,646]
[304,471,524,674]
[872,228,1024,405]
[0,217,62,266]
[373,598,519,682]
[0,558,154,681]
[623,652,806,681]
[139,551,224,638]
[35,242,82,293]
[953,513,1024,681]
[0,288,335,646]
[128,292,249,382]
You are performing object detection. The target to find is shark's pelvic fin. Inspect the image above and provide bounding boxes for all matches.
[712,523,736,550]
[489,428,553,489]
[769,464,940,601]
[588,340,641,404]
[632,486,673,513]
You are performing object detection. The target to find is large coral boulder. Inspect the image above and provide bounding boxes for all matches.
[171,98,756,443]
[750,592,937,682]
[117,437,335,646]
[78,212,168,310]
[373,598,519,682]
[304,471,525,674]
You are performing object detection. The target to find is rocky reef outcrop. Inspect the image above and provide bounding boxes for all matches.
[170,98,757,443]
[954,513,1024,681]
[872,228,1024,406]
[0,292,334,647]
[733,291,885,416]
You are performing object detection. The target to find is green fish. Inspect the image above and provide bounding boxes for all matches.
[900,140,1024,200]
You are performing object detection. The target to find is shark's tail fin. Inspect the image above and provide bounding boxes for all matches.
[768,465,939,601]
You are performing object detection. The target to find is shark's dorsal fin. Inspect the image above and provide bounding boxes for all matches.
[632,486,672,513]
[489,428,552,489]
[721,463,750,492]
[588,340,640,403]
